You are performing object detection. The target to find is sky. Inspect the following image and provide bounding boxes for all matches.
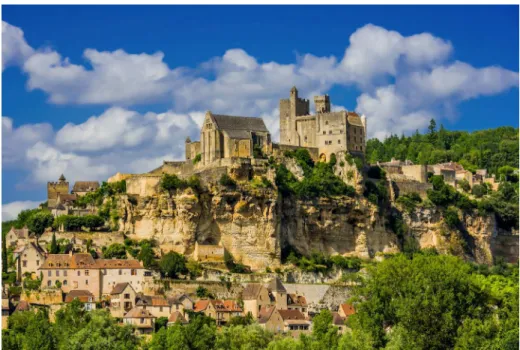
[2,5,519,220]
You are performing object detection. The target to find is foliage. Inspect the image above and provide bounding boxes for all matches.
[363,180,389,208]
[458,179,471,192]
[53,215,105,231]
[74,181,126,208]
[2,233,7,273]
[186,260,203,279]
[285,248,362,273]
[366,166,386,179]
[250,176,273,189]
[3,271,16,285]
[215,324,273,349]
[27,211,54,236]
[396,192,422,214]
[366,124,518,177]
[471,184,488,198]
[193,153,202,164]
[348,253,519,349]
[160,174,188,192]
[196,286,210,299]
[23,275,42,290]
[253,145,267,159]
[159,252,187,278]
[50,232,59,254]
[102,243,127,259]
[226,313,254,327]
[444,206,461,229]
[284,148,314,177]
[224,251,251,274]
[155,316,169,332]
[138,242,157,269]
[219,174,236,188]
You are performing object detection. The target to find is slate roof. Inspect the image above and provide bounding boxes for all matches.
[124,307,156,319]
[288,294,307,307]
[167,294,192,306]
[72,181,100,193]
[211,114,269,133]
[40,253,96,269]
[242,283,265,300]
[136,295,169,307]
[95,259,143,269]
[267,277,287,293]
[65,290,94,303]
[110,282,132,295]
[278,309,306,321]
[332,312,346,326]
[258,305,276,324]
[168,311,188,324]
[222,129,252,140]
[57,194,77,203]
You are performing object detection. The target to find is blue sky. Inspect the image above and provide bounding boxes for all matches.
[2,5,519,220]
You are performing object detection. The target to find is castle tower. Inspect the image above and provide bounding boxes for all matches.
[185,137,192,161]
[314,95,331,113]
[279,86,310,145]
[47,174,69,208]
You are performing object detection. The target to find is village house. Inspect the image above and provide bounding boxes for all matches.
[65,290,96,311]
[97,259,149,296]
[135,294,171,318]
[109,282,137,318]
[278,309,311,337]
[258,305,284,333]
[331,303,356,334]
[123,307,156,335]
[287,294,308,317]
[193,299,243,326]
[167,294,193,320]
[242,283,272,318]
[71,181,100,197]
[14,242,46,281]
[338,303,355,319]
[193,242,225,263]
[167,311,188,326]
[6,226,31,248]
[38,252,149,300]
[331,312,347,334]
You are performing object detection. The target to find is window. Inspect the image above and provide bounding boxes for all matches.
[354,128,357,134]
[131,269,136,276]
[56,270,60,277]
[36,260,39,266]
[140,318,144,324]
[119,270,122,276]
[86,279,89,286]
[47,280,51,287]
[24,254,27,257]
[22,261,27,267]
[323,131,326,135]
[124,293,130,299]
[340,130,343,134]
[48,271,51,277]
[304,136,307,142]
[325,121,329,125]
[160,307,163,312]
[78,271,81,276]
[64,271,67,277]
[85,270,89,276]
[63,280,67,286]
[73,281,78,288]
[329,130,332,134]
[338,140,341,144]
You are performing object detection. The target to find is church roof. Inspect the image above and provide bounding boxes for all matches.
[211,114,269,134]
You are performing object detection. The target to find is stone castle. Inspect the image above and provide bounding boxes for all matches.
[185,86,367,166]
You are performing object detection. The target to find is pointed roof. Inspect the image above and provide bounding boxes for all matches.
[59,174,66,181]
[267,277,286,293]
[168,311,188,324]
[110,282,133,295]
[290,86,298,93]
[242,283,266,300]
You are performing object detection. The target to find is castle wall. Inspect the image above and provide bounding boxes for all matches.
[295,117,317,147]
[107,173,134,183]
[126,176,161,197]
[316,112,348,161]
[347,123,365,153]
[193,243,225,262]
[272,144,320,161]
[401,165,428,183]
[279,99,292,145]
[47,182,69,202]
[392,180,432,199]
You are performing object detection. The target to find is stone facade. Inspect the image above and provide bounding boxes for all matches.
[14,242,46,281]
[47,174,69,208]
[193,242,225,263]
[279,87,366,161]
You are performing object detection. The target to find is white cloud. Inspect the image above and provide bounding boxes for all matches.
[2,21,34,70]
[2,200,43,221]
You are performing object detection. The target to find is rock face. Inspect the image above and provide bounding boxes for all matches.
[116,162,515,270]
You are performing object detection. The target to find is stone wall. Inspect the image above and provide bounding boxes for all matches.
[272,143,320,161]
[39,231,125,251]
[20,289,63,305]
[392,180,432,199]
[126,175,161,197]
[401,165,428,183]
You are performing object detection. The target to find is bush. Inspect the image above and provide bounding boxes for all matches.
[160,174,187,192]
[444,207,461,229]
[472,184,487,198]
[253,145,266,159]
[196,286,210,298]
[396,193,422,214]
[192,153,202,165]
[53,215,105,231]
[250,176,273,189]
[284,149,314,176]
[27,211,54,236]
[224,251,251,274]
[23,276,42,291]
[219,174,236,188]
[103,243,127,259]
[458,179,471,192]
[367,166,386,179]
[159,252,187,278]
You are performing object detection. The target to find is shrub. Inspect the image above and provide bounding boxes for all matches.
[53,215,105,231]
[444,207,461,229]
[471,184,487,198]
[196,286,210,298]
[103,243,127,259]
[186,175,202,192]
[27,212,54,236]
[159,252,187,279]
[160,174,187,192]
[367,166,386,179]
[284,149,314,176]
[253,145,266,159]
[396,193,422,214]
[219,174,236,188]
[458,179,471,192]
[250,176,273,189]
[339,161,345,167]
[329,153,337,167]
[192,153,202,165]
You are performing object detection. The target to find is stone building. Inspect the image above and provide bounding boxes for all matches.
[135,294,171,318]
[186,111,272,166]
[64,290,95,311]
[71,181,100,197]
[6,227,30,248]
[193,299,243,326]
[279,87,367,162]
[2,291,9,330]
[47,174,69,208]
[14,242,46,281]
[193,242,225,263]
[123,307,156,335]
[109,282,137,318]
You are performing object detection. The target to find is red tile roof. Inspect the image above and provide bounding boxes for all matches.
[124,307,156,319]
[278,309,306,321]
[339,303,355,317]
[65,290,94,303]
[96,259,143,269]
[168,311,188,324]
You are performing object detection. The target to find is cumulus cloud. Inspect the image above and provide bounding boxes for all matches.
[2,21,34,70]
[2,200,43,221]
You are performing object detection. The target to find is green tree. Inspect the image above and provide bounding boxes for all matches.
[50,232,59,254]
[2,233,7,273]
[427,118,437,143]
[103,243,127,259]
[215,325,273,350]
[27,211,54,236]
[138,243,156,269]
[22,311,57,350]
[159,252,187,278]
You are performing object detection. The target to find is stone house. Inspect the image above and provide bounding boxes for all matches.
[193,242,225,263]
[167,294,193,320]
[96,259,149,296]
[47,174,69,208]
[268,277,288,310]
[279,87,366,162]
[193,299,243,326]
[258,305,284,333]
[71,181,100,197]
[14,242,46,281]
[242,283,272,318]
[39,252,101,298]
[279,309,311,337]
[6,227,30,248]
[167,311,188,326]
[331,312,347,334]
[109,282,136,318]
[188,111,272,166]
[135,295,171,318]
[64,290,95,311]
[123,307,156,335]
[287,294,308,318]
[338,303,355,319]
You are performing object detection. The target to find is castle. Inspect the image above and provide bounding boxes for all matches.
[185,87,366,165]
[46,174,100,217]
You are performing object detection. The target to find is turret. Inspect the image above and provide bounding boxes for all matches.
[314,95,331,113]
